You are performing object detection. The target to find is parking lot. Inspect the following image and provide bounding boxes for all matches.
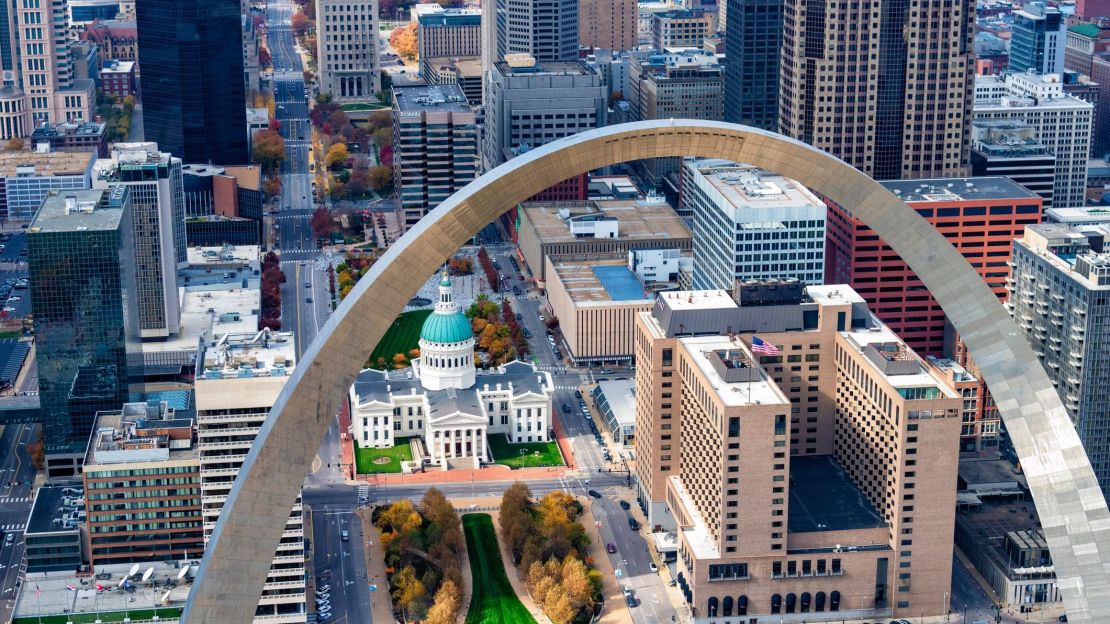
[0,232,27,263]
[0,270,30,321]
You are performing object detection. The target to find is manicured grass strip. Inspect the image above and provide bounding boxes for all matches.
[354,437,413,474]
[14,607,183,624]
[341,102,388,111]
[368,309,432,365]
[488,434,564,468]
[463,513,536,624]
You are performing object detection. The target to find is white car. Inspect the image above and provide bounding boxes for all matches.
[317,584,330,592]
[649,563,659,573]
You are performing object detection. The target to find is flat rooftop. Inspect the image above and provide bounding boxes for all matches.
[29,189,124,233]
[27,485,82,534]
[551,258,653,303]
[788,455,887,533]
[595,378,636,426]
[14,560,191,620]
[0,149,94,177]
[840,325,958,395]
[394,84,471,113]
[495,59,596,76]
[806,284,866,306]
[695,165,824,211]
[1046,207,1110,223]
[523,199,690,244]
[656,289,737,312]
[142,286,260,356]
[679,334,788,407]
[185,244,260,268]
[879,176,1040,202]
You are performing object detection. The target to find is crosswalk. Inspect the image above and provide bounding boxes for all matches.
[0,497,30,504]
[554,385,582,391]
[1,523,24,531]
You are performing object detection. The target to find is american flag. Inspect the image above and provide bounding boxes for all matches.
[751,336,779,356]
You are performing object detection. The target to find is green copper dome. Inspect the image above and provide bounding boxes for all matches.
[420,310,473,344]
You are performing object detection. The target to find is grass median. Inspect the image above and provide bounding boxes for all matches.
[463,513,536,624]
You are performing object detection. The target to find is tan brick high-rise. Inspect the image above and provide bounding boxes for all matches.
[778,0,975,180]
[634,281,961,621]
[579,0,636,51]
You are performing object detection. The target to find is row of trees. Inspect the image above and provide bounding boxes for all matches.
[466,294,527,366]
[260,251,285,330]
[96,93,136,142]
[374,488,464,624]
[501,483,601,624]
[477,246,500,293]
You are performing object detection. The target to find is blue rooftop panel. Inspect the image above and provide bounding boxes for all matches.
[592,265,649,301]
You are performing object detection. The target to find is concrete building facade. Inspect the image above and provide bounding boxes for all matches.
[973,73,1093,208]
[634,283,960,622]
[418,9,480,80]
[392,85,478,231]
[93,143,186,340]
[195,330,306,623]
[1009,224,1110,496]
[493,0,578,63]
[685,163,826,289]
[0,150,95,221]
[650,9,709,50]
[314,0,380,101]
[778,0,975,180]
[484,58,606,167]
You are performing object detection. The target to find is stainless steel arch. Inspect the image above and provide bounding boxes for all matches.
[183,121,1110,622]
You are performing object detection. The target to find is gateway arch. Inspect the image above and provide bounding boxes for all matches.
[184,121,1110,622]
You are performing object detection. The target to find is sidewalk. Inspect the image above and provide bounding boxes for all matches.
[580,499,633,624]
[361,463,571,485]
[356,507,398,624]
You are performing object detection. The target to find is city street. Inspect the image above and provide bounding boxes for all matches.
[0,423,38,624]
[306,489,374,624]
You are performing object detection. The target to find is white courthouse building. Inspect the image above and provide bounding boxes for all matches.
[350,274,554,469]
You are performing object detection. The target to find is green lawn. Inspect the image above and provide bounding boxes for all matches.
[488,434,564,468]
[14,608,183,624]
[354,437,414,474]
[463,514,536,624]
[342,102,388,111]
[368,309,433,365]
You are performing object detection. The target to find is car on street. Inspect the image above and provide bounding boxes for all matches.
[306,297,313,303]
[649,563,658,572]
[305,282,311,288]
[600,368,614,374]
[606,543,617,554]
[516,313,522,320]
[574,390,582,398]
[523,329,531,338]
[317,584,330,592]
[340,530,349,541]
[619,500,631,510]
[622,586,633,597]
[628,518,639,530]
[588,489,602,499]
[626,595,636,607]
[562,404,571,413]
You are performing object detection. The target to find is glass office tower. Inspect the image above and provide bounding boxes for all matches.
[28,188,138,477]
[136,0,247,164]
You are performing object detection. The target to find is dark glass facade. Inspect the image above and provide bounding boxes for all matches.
[723,0,783,131]
[186,216,261,246]
[28,190,137,472]
[136,0,247,165]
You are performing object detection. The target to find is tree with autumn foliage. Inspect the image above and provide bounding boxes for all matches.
[325,142,350,169]
[291,12,312,37]
[263,176,283,200]
[310,206,333,239]
[252,129,285,171]
[390,22,418,60]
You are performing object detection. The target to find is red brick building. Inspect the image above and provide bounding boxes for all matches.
[100,60,135,98]
[825,177,1043,357]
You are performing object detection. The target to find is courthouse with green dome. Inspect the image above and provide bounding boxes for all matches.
[348,274,554,469]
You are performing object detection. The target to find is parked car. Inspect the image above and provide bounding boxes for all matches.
[606,543,617,554]
[562,404,571,413]
[628,518,639,530]
[574,390,582,398]
[622,586,633,597]
[588,489,602,499]
[625,594,636,608]
[515,313,522,320]
[341,530,349,542]
[600,368,614,374]
[619,500,631,510]
[317,584,330,593]
[649,563,658,573]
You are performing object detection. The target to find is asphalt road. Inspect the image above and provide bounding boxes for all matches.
[306,493,373,624]
[0,423,39,624]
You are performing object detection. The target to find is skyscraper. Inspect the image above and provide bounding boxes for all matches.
[1009,224,1110,496]
[94,143,186,340]
[17,0,95,126]
[29,188,137,477]
[722,0,782,130]
[778,0,975,180]
[136,0,247,164]
[1010,2,1066,75]
[494,0,578,63]
[392,85,478,230]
